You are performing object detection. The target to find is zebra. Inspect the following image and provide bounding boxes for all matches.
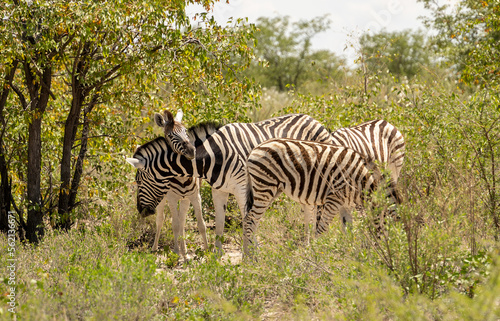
[129,110,206,256]
[243,138,402,257]
[134,168,207,256]
[327,119,405,227]
[126,113,333,253]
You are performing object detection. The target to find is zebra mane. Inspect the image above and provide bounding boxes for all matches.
[188,121,223,134]
[133,121,223,160]
[330,119,386,133]
[328,127,338,135]
[187,121,223,144]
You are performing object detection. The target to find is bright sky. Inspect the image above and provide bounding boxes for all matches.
[187,0,459,63]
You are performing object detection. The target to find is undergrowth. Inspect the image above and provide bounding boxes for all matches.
[1,68,499,321]
[1,198,498,320]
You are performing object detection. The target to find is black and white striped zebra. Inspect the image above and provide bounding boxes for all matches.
[128,110,205,255]
[243,138,402,256]
[328,119,405,226]
[134,168,207,255]
[126,114,333,252]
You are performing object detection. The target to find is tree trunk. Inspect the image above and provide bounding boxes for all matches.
[57,89,83,229]
[0,63,17,233]
[57,44,92,229]
[69,94,98,210]
[0,142,11,233]
[25,115,44,242]
[24,64,52,243]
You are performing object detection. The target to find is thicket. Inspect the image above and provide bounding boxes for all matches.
[1,0,500,320]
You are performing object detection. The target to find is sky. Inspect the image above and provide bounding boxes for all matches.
[186,0,459,64]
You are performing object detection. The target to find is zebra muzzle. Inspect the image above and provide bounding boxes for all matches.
[139,207,155,218]
[184,146,195,160]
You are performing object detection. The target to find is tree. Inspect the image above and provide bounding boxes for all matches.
[0,63,18,233]
[0,0,257,241]
[248,15,344,91]
[359,29,432,79]
[419,0,500,87]
[419,0,500,237]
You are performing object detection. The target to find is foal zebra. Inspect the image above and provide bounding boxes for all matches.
[243,138,402,257]
[128,110,206,255]
[328,119,405,227]
[134,168,207,255]
[126,114,333,252]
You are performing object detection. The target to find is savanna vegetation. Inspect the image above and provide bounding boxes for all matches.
[1,0,499,319]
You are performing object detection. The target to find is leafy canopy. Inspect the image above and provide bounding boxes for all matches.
[0,0,259,234]
[359,29,432,79]
[420,0,500,87]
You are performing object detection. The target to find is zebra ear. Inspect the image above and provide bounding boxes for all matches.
[163,110,174,134]
[126,157,145,169]
[154,113,165,128]
[174,110,184,123]
[164,110,174,123]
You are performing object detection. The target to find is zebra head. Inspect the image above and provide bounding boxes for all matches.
[133,169,170,218]
[154,110,195,160]
[126,139,175,218]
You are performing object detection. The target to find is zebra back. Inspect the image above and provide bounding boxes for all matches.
[330,119,405,182]
[245,139,376,208]
[242,138,402,253]
[134,114,332,187]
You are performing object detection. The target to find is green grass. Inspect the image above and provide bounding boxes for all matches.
[1,198,498,320]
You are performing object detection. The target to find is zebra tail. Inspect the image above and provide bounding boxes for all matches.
[367,161,402,208]
[245,171,254,217]
[381,170,402,205]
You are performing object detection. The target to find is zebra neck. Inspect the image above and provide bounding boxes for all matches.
[193,142,226,184]
[193,148,211,181]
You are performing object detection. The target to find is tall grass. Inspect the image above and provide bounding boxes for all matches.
[2,71,499,320]
[1,199,498,320]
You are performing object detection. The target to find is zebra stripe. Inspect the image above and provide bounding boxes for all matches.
[243,138,401,256]
[127,113,212,255]
[133,156,208,256]
[331,119,405,182]
[327,119,405,226]
[128,114,333,252]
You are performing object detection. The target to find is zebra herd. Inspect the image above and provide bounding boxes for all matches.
[126,110,405,258]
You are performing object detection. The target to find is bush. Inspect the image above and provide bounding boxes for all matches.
[2,47,499,320]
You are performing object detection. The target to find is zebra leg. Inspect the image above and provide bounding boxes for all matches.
[242,205,271,259]
[167,193,187,258]
[189,190,208,250]
[152,196,167,251]
[212,188,229,255]
[339,206,353,233]
[301,204,315,245]
[316,197,343,236]
[176,198,190,258]
[242,189,277,259]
